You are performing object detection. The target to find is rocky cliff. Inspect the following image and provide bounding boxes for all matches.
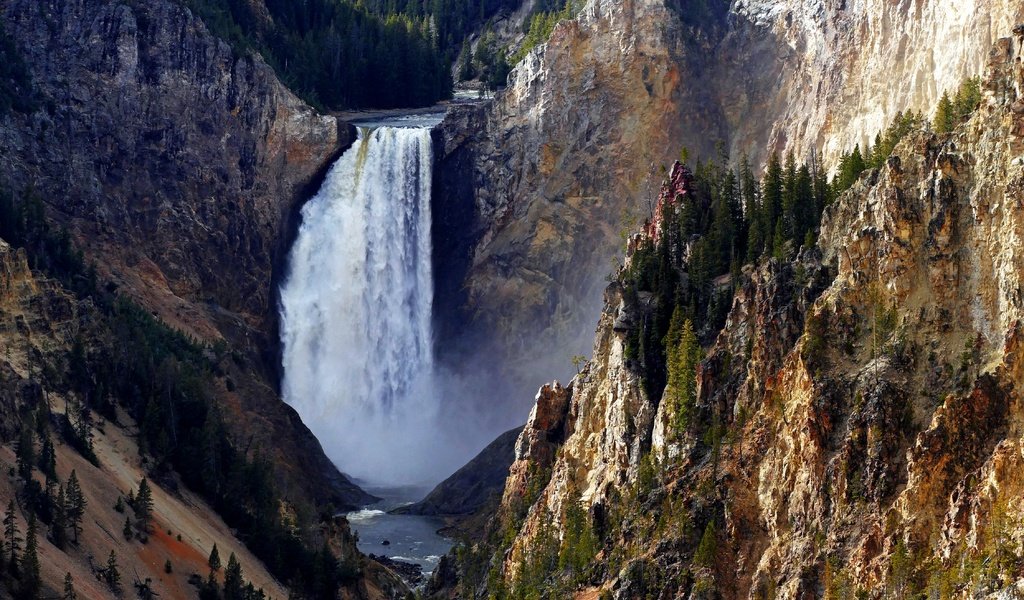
[438,29,1024,599]
[433,0,1024,422]
[0,0,370,511]
[0,0,350,345]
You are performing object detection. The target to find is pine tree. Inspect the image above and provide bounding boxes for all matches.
[51,484,68,550]
[223,553,245,600]
[134,477,154,533]
[65,470,85,543]
[15,426,34,481]
[104,550,121,593]
[665,310,703,432]
[208,543,222,572]
[38,436,56,482]
[4,500,21,573]
[762,153,783,245]
[20,515,40,600]
[123,514,133,541]
[934,91,954,133]
[62,572,77,600]
[164,559,173,574]
[693,520,717,568]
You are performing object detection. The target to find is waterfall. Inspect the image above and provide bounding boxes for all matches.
[280,126,440,486]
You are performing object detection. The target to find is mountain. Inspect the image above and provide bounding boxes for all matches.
[430,29,1024,598]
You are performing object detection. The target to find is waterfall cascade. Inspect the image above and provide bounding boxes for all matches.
[280,125,441,485]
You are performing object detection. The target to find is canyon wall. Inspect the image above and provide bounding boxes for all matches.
[0,0,369,514]
[434,0,1024,423]
[441,30,1024,598]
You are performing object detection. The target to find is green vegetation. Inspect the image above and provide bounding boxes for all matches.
[0,184,358,599]
[463,30,512,91]
[621,151,829,413]
[510,3,573,64]
[934,77,983,134]
[665,311,703,432]
[182,0,451,109]
[833,111,925,195]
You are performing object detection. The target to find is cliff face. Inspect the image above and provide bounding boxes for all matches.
[0,0,370,512]
[0,0,349,343]
[434,0,1024,419]
[448,31,1024,599]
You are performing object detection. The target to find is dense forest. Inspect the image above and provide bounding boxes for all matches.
[184,0,452,109]
[0,188,355,599]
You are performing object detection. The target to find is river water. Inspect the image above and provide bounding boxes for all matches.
[346,484,453,576]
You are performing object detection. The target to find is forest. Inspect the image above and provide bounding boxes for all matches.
[184,0,452,109]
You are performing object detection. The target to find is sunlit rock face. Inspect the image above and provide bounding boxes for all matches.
[452,31,1024,598]
[724,0,1024,166]
[434,0,1024,424]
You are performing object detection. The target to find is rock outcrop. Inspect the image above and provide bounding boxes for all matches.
[439,30,1024,599]
[434,0,1024,423]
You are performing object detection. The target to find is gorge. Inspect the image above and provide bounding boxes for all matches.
[2,0,1024,598]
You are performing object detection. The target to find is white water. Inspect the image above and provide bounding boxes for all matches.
[280,125,449,485]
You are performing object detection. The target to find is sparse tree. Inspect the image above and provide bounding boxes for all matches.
[4,500,21,573]
[223,553,245,600]
[20,514,40,599]
[62,572,77,600]
[65,470,85,543]
[51,484,68,550]
[934,92,954,133]
[104,550,121,593]
[15,426,34,481]
[134,478,154,532]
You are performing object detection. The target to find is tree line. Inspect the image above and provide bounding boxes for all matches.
[184,0,452,109]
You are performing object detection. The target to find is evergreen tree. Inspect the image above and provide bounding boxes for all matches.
[209,543,222,572]
[164,559,173,574]
[65,470,85,543]
[934,91,954,133]
[665,310,703,432]
[224,553,245,600]
[134,477,154,533]
[123,514,133,541]
[51,484,68,550]
[104,550,121,593]
[15,426,34,481]
[952,77,982,122]
[20,515,40,600]
[4,500,21,573]
[780,151,798,241]
[693,520,717,568]
[834,144,866,194]
[38,436,56,482]
[62,572,77,600]
[762,153,783,254]
[793,164,814,245]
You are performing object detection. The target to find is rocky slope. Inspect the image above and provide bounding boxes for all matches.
[433,0,1024,421]
[0,0,370,512]
[0,239,408,599]
[436,29,1024,599]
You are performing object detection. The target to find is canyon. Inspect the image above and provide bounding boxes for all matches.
[2,0,1024,597]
